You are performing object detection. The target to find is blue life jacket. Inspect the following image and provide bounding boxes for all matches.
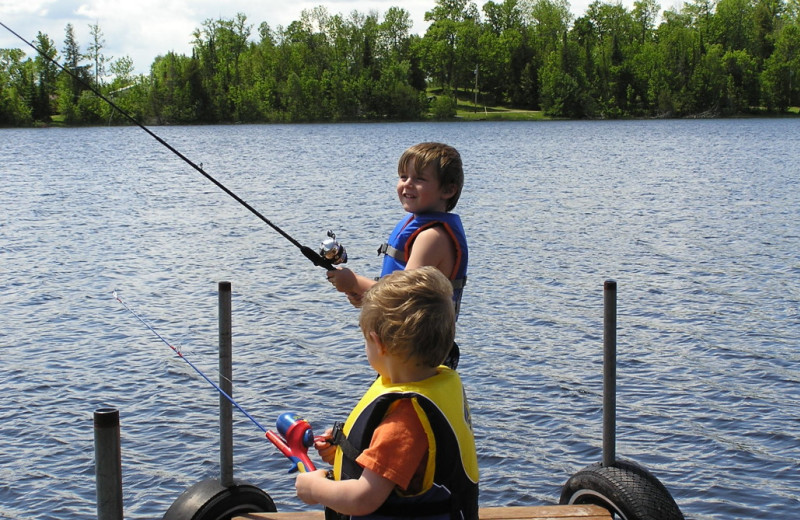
[378,213,468,317]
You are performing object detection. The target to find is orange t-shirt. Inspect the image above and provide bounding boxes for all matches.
[355,399,429,493]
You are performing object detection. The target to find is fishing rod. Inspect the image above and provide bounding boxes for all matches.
[1,21,346,272]
[113,290,318,473]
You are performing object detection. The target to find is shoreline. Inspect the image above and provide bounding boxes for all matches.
[6,106,799,129]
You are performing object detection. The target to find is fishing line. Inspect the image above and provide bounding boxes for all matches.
[112,290,268,433]
[113,290,323,472]
[1,21,335,271]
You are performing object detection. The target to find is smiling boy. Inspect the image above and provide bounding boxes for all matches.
[327,142,468,331]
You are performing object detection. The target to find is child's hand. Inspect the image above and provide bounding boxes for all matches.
[295,469,329,504]
[327,268,363,307]
[327,268,356,293]
[345,291,363,307]
[315,428,337,464]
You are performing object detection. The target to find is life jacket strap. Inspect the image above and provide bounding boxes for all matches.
[330,421,362,462]
[377,242,404,261]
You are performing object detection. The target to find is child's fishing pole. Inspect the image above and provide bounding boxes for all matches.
[113,290,318,473]
[0,21,347,272]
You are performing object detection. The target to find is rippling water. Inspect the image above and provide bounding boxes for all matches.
[1,120,798,519]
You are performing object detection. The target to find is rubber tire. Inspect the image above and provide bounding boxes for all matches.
[559,459,684,520]
[163,478,277,520]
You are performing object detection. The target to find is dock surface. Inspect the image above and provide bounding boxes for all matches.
[236,504,612,520]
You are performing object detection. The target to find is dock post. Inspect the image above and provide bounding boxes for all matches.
[219,281,234,487]
[602,280,617,467]
[94,407,123,520]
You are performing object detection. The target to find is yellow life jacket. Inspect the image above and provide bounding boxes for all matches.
[331,367,479,520]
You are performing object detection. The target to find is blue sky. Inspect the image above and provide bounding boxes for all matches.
[1,0,641,75]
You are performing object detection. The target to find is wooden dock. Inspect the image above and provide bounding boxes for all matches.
[236,504,612,520]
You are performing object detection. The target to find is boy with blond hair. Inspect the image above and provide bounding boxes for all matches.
[297,267,479,520]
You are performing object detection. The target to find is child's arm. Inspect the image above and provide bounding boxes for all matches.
[405,226,457,276]
[327,225,456,305]
[295,467,395,516]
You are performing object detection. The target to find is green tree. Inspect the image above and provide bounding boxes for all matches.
[628,37,660,114]
[761,23,800,110]
[191,13,252,121]
[520,0,572,108]
[109,55,135,88]
[484,0,524,33]
[33,32,59,121]
[787,0,800,21]
[148,52,199,123]
[87,23,109,86]
[476,21,522,105]
[381,6,414,56]
[0,48,33,125]
[721,48,760,112]
[522,0,572,54]
[106,56,146,124]
[713,0,756,51]
[626,0,661,113]
[58,23,91,123]
[430,87,458,118]
[687,42,727,113]
[581,1,637,115]
[683,0,715,48]
[380,8,427,100]
[234,23,278,122]
[421,0,482,93]
[648,9,702,115]
[632,0,661,44]
[752,0,783,62]
[540,33,591,116]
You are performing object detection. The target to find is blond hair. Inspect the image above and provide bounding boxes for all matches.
[398,142,463,212]
[359,266,455,367]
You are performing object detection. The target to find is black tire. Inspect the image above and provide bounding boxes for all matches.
[163,478,277,520]
[559,459,684,520]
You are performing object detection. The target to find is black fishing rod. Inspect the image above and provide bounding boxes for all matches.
[1,21,345,271]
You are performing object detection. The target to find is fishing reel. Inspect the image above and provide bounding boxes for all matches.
[266,412,317,473]
[319,230,347,265]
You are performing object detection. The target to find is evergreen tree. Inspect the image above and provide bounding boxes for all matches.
[58,23,91,123]
[33,32,59,121]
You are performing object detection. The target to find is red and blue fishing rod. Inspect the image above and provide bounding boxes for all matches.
[113,290,318,473]
[1,21,346,272]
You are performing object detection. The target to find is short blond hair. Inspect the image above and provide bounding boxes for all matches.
[398,142,463,212]
[359,267,455,367]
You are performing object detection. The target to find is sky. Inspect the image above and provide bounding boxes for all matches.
[1,0,640,75]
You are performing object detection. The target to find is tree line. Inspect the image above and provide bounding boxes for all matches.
[1,0,799,126]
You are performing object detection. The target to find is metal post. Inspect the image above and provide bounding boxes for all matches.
[603,280,617,467]
[219,281,234,487]
[94,408,123,520]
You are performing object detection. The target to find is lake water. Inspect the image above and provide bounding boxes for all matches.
[1,119,798,520]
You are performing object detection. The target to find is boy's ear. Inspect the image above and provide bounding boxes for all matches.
[441,183,457,200]
[369,331,388,355]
